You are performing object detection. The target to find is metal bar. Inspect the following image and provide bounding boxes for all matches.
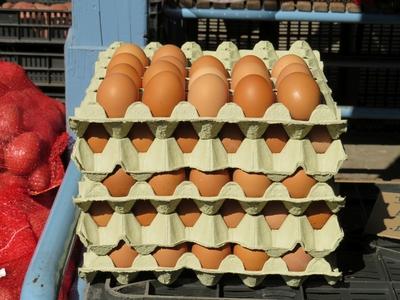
[324,59,400,69]
[21,162,80,300]
[339,106,400,119]
[163,7,400,24]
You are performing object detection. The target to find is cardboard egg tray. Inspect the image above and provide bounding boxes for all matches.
[77,210,343,258]
[72,40,346,287]
[74,178,344,216]
[79,250,340,287]
[72,129,347,179]
[69,40,347,140]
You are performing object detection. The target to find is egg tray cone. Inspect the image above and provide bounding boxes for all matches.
[72,131,347,180]
[78,250,341,288]
[74,178,345,216]
[69,40,347,139]
[77,210,343,258]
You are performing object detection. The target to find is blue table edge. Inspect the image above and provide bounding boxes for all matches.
[21,162,83,300]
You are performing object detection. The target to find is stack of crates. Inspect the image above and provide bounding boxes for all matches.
[69,39,348,287]
[0,0,71,99]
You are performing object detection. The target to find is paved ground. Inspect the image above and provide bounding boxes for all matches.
[336,132,400,184]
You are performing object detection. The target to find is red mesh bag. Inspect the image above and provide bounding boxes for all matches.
[0,62,67,194]
[0,62,71,298]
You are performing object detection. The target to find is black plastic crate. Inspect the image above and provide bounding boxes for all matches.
[0,51,65,86]
[0,4,71,44]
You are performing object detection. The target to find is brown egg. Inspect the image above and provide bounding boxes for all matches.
[114,43,149,67]
[189,55,228,78]
[219,123,244,153]
[307,126,332,154]
[233,169,272,197]
[84,123,110,153]
[271,54,307,79]
[282,246,313,272]
[153,243,189,267]
[128,123,154,152]
[174,122,199,153]
[192,244,231,269]
[143,61,183,88]
[282,169,317,198]
[188,67,229,89]
[142,71,185,117]
[132,200,157,226]
[148,169,186,196]
[89,201,114,227]
[188,74,229,117]
[277,72,320,121]
[233,245,269,271]
[220,199,245,228]
[189,169,230,197]
[276,63,311,88]
[152,44,187,66]
[263,202,288,230]
[233,75,275,118]
[108,53,144,76]
[106,63,142,88]
[305,201,332,230]
[158,56,187,78]
[96,73,139,118]
[177,199,201,227]
[231,55,270,90]
[102,167,136,197]
[109,241,138,268]
[264,125,289,153]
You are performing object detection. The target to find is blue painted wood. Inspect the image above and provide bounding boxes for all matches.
[65,30,106,127]
[74,0,147,47]
[72,0,102,45]
[129,0,147,46]
[100,0,147,46]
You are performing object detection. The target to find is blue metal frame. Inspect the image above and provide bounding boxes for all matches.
[163,7,400,24]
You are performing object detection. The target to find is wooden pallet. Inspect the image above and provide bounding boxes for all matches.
[173,0,361,12]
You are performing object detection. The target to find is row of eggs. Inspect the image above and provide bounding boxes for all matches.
[101,167,319,199]
[84,123,333,154]
[107,241,314,272]
[89,199,332,230]
[97,43,322,121]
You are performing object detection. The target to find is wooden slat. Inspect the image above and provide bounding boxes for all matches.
[329,1,346,12]
[231,1,245,9]
[246,0,261,10]
[346,2,361,13]
[346,1,361,13]
[179,0,195,8]
[196,0,211,8]
[213,1,227,9]
[280,0,295,11]
[297,1,312,11]
[313,1,329,12]
[263,0,278,10]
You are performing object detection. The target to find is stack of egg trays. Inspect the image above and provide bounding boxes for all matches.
[70,40,347,288]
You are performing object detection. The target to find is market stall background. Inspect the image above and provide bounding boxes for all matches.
[0,0,397,299]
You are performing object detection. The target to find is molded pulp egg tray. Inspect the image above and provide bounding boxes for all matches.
[72,40,346,288]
